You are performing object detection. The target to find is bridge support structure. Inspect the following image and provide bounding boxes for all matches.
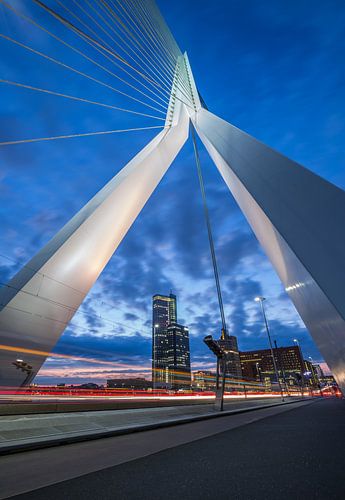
[1,51,345,394]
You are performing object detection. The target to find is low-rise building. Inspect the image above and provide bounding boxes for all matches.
[240,345,305,386]
[107,378,152,390]
[192,370,216,391]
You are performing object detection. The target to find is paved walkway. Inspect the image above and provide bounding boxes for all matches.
[0,396,301,453]
[7,398,344,500]
[0,399,313,499]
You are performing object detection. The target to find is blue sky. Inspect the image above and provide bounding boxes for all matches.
[1,0,344,384]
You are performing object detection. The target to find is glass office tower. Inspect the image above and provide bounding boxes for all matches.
[152,293,191,389]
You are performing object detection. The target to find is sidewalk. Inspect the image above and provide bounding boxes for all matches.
[0,397,307,455]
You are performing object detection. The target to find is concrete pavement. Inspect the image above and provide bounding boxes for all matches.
[0,396,303,454]
[0,399,318,499]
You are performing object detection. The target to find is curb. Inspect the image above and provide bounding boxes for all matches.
[0,398,316,456]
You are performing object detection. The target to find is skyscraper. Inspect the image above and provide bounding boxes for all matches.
[167,323,191,389]
[152,293,191,389]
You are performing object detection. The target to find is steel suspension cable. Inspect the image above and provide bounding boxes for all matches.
[126,0,179,70]
[127,0,178,70]
[132,2,193,101]
[94,0,176,90]
[0,125,166,147]
[113,0,177,79]
[191,126,228,334]
[140,0,183,72]
[0,35,166,114]
[109,0,177,79]
[32,0,160,87]
[77,0,171,89]
[91,0,174,87]
[0,1,171,106]
[65,0,174,98]
[0,79,165,121]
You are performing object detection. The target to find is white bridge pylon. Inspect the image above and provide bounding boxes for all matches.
[1,53,345,393]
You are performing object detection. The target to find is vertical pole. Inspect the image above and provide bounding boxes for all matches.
[259,299,285,402]
[220,358,226,410]
[153,325,156,391]
[214,356,225,411]
[294,340,305,398]
[216,357,220,390]
[274,340,290,396]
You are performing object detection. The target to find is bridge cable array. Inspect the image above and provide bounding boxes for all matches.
[0,0,194,146]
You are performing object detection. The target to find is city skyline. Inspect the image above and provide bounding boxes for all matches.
[1,0,343,384]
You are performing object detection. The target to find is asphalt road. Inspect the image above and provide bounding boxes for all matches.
[12,398,345,500]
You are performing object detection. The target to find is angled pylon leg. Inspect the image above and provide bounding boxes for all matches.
[193,108,345,393]
[0,106,190,388]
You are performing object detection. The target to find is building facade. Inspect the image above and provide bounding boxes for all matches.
[166,323,191,389]
[217,333,242,379]
[192,371,216,391]
[152,293,176,388]
[240,345,305,386]
[152,293,191,389]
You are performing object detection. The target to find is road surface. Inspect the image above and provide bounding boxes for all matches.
[2,398,344,499]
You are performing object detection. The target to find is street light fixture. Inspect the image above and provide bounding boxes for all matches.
[12,358,34,387]
[254,296,284,401]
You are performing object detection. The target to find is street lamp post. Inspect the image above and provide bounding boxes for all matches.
[293,338,305,398]
[308,355,318,395]
[203,335,226,411]
[254,296,284,401]
[153,324,159,390]
[274,339,290,396]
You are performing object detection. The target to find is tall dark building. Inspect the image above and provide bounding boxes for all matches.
[217,332,242,379]
[167,323,191,389]
[152,293,191,389]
